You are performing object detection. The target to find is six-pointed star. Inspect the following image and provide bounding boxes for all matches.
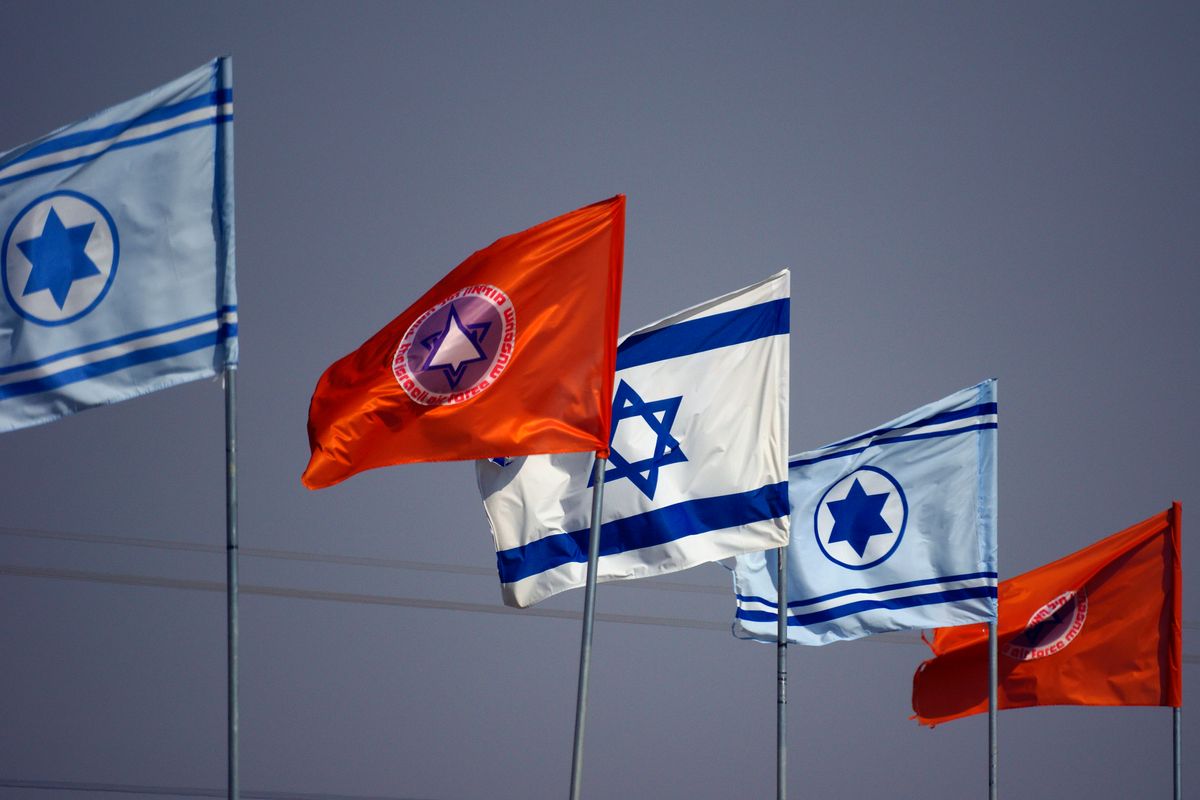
[419,303,492,389]
[826,478,893,557]
[594,380,687,499]
[17,207,101,309]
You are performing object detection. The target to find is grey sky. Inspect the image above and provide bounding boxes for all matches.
[1,2,1197,798]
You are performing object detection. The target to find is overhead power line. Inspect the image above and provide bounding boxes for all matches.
[0,777,431,800]
[0,524,728,595]
[1,525,1195,653]
[0,563,730,633]
[0,562,919,645]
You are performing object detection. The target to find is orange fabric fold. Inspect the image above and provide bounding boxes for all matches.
[302,196,625,489]
[912,503,1182,726]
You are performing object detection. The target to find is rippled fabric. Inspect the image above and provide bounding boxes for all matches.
[477,271,789,608]
[0,59,235,431]
[912,503,1182,726]
[303,196,623,489]
[733,381,998,645]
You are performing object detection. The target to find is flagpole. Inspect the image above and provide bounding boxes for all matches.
[776,546,788,800]
[1172,500,1181,800]
[988,620,997,800]
[224,365,239,800]
[569,455,607,800]
[1174,706,1181,800]
[988,379,998,800]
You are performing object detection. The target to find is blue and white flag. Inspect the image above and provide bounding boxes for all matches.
[0,59,236,432]
[477,271,790,608]
[733,380,997,645]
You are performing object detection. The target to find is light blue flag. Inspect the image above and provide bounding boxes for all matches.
[732,380,997,645]
[0,59,235,432]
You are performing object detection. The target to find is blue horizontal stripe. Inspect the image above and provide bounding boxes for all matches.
[2,89,232,169]
[0,328,232,401]
[616,298,788,371]
[0,114,232,188]
[820,402,998,451]
[734,570,998,610]
[789,423,998,468]
[736,585,997,627]
[497,481,789,585]
[0,306,237,376]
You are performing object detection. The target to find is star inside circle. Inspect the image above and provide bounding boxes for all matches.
[1012,596,1077,650]
[592,380,687,499]
[825,478,893,557]
[418,303,492,389]
[16,207,101,310]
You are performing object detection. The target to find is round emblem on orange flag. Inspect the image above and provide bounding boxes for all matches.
[1003,590,1088,661]
[391,284,516,405]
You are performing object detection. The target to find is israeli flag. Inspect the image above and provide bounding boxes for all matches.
[0,59,235,432]
[733,380,997,645]
[477,271,790,608]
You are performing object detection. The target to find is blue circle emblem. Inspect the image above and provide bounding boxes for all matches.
[2,190,120,326]
[813,466,908,570]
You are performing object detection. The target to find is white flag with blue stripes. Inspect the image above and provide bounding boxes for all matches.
[477,271,790,608]
[733,380,997,645]
[0,59,236,432]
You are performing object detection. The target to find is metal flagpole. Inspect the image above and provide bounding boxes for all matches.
[1172,500,1181,800]
[1174,706,1181,800]
[225,365,239,800]
[776,546,788,800]
[988,620,997,800]
[568,456,607,800]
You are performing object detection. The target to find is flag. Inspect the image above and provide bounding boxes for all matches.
[302,196,625,489]
[912,503,1182,726]
[476,271,790,608]
[733,380,998,645]
[0,60,236,432]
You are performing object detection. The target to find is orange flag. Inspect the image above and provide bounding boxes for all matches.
[302,196,625,489]
[912,503,1182,726]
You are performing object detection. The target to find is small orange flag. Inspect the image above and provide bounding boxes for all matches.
[912,503,1182,726]
[302,196,625,489]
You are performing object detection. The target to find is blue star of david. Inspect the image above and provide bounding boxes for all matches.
[16,207,100,309]
[825,478,892,557]
[592,380,687,499]
[418,303,491,389]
